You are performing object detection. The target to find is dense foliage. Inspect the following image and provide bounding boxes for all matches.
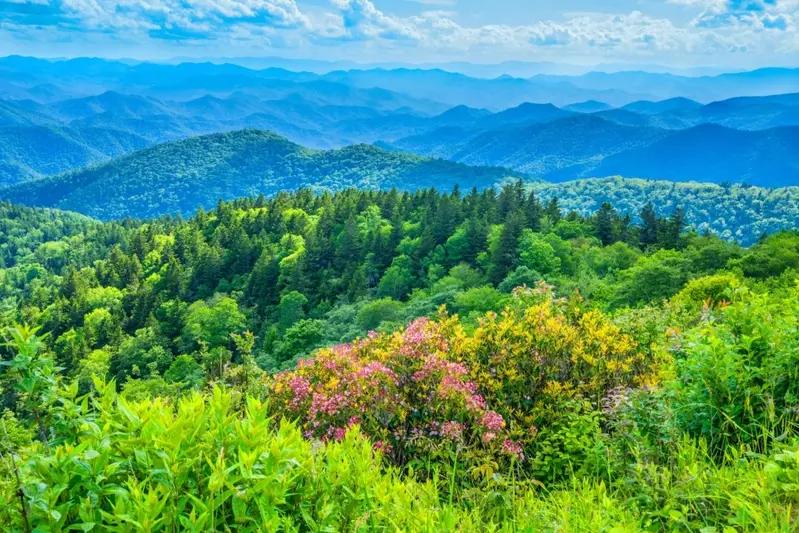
[2,182,799,530]
[0,181,763,383]
[2,282,799,530]
[0,202,97,270]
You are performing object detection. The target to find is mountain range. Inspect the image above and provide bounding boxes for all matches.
[2,56,799,193]
[381,114,799,185]
[3,86,799,187]
[4,56,799,109]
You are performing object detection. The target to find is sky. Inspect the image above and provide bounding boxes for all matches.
[0,0,798,68]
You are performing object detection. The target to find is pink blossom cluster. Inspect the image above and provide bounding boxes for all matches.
[287,376,311,408]
[399,317,449,357]
[501,439,525,461]
[403,317,431,345]
[441,421,465,441]
[412,354,486,415]
[270,316,517,464]
[481,410,505,432]
[310,392,347,417]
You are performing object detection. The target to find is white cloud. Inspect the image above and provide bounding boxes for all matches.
[47,0,310,36]
[2,0,799,63]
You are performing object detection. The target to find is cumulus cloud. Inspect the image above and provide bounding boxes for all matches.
[0,0,310,39]
[1,0,799,61]
[329,0,422,40]
[685,0,797,29]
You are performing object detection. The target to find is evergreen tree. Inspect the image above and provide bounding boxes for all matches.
[595,202,618,246]
[639,202,659,249]
[488,210,525,285]
[545,198,562,225]
[524,191,544,232]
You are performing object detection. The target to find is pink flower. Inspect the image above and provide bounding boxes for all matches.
[501,439,525,461]
[481,411,504,432]
[403,317,431,344]
[482,432,497,444]
[367,330,379,339]
[288,376,311,408]
[441,421,465,441]
[310,393,346,417]
[465,394,487,411]
[374,440,393,455]
[332,427,347,441]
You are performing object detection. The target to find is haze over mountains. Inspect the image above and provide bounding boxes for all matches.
[2,56,799,199]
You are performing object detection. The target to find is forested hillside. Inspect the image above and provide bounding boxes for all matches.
[2,130,796,245]
[535,177,799,244]
[0,130,522,219]
[2,182,799,530]
[0,182,794,382]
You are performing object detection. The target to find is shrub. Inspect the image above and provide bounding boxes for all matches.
[669,287,799,455]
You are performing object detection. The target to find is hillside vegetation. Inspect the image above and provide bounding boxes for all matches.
[1,183,799,530]
[535,177,799,244]
[3,56,799,531]
[2,129,796,246]
[0,130,521,219]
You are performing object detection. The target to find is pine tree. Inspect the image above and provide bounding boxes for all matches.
[334,215,362,272]
[639,201,659,249]
[462,215,489,266]
[595,202,618,246]
[524,191,544,231]
[661,207,685,250]
[488,210,525,285]
[545,198,562,225]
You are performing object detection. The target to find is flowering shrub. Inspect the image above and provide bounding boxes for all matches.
[269,284,665,477]
[270,316,510,466]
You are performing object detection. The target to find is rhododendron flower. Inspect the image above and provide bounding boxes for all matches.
[374,440,392,455]
[442,421,465,441]
[288,376,311,408]
[501,439,525,461]
[465,394,487,411]
[481,410,504,432]
[310,392,346,417]
[403,317,431,344]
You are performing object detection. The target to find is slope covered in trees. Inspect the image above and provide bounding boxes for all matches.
[535,177,799,245]
[1,182,797,383]
[0,130,522,220]
[2,183,799,530]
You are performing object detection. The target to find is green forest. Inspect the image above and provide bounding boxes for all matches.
[2,182,799,531]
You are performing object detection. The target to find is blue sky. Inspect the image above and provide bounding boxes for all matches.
[0,0,797,67]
